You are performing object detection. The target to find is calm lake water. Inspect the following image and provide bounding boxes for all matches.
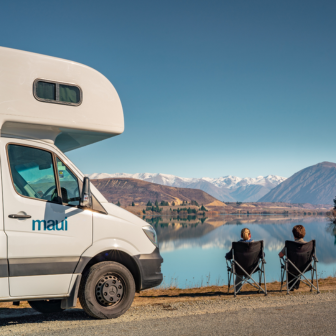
[148,215,336,288]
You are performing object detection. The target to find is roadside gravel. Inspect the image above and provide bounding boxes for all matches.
[0,290,335,335]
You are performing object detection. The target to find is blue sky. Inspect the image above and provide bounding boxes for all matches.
[1,1,336,178]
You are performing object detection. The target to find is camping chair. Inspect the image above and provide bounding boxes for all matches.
[280,240,320,294]
[226,241,267,297]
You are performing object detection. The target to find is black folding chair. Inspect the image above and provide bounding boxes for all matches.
[226,241,267,297]
[280,240,320,294]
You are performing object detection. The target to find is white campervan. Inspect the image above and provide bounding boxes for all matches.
[0,47,163,319]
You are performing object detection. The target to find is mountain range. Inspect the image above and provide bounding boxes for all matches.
[259,161,336,205]
[88,173,286,202]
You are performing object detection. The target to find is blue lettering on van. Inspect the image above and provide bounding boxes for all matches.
[32,217,68,231]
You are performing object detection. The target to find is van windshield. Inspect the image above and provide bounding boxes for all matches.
[7,144,59,202]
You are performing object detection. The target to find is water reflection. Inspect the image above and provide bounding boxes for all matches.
[326,222,336,245]
[148,215,336,288]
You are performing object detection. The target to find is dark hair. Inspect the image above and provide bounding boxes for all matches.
[292,225,306,239]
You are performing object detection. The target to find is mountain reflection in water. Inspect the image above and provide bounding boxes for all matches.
[147,215,336,288]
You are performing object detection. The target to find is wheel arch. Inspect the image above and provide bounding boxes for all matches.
[75,250,142,292]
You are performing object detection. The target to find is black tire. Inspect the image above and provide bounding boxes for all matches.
[79,261,135,319]
[28,300,65,314]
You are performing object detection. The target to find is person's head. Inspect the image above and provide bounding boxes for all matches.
[292,225,306,239]
[241,228,251,241]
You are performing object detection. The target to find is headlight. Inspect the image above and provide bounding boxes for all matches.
[142,225,158,247]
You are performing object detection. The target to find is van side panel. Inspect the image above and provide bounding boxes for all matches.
[9,274,72,297]
[0,156,9,298]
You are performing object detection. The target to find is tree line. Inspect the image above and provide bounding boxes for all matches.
[115,199,207,212]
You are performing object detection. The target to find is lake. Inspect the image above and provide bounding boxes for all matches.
[147,215,336,288]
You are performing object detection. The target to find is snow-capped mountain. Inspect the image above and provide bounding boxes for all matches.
[88,173,286,202]
[202,175,285,189]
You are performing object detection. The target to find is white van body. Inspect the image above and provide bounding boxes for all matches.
[0,47,163,318]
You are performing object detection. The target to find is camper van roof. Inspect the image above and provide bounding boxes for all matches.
[0,47,124,151]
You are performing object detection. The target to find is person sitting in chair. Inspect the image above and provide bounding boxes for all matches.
[279,225,306,290]
[225,228,253,292]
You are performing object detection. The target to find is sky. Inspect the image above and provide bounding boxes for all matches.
[1,1,336,178]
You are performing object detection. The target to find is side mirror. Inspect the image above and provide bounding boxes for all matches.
[80,177,92,208]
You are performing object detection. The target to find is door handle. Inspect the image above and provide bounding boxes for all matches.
[8,214,31,219]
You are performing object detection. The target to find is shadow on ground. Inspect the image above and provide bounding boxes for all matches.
[0,308,91,326]
[138,288,283,299]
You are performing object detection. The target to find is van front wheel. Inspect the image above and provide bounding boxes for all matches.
[79,261,135,319]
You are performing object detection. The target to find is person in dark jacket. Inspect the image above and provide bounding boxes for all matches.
[279,225,306,290]
[226,228,253,292]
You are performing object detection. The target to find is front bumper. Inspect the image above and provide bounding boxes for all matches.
[135,247,163,290]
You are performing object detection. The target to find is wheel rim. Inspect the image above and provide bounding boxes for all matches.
[95,273,125,307]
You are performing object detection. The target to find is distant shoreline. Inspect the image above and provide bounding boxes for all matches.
[123,203,331,218]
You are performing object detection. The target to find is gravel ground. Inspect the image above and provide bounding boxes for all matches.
[0,291,335,335]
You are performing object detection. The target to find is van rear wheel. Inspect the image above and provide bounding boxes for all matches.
[79,261,135,319]
[28,300,64,314]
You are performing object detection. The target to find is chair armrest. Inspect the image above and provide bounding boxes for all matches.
[313,255,319,262]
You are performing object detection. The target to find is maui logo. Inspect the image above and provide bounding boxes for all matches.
[32,217,68,231]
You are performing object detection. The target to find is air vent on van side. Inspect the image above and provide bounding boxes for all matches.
[33,79,82,106]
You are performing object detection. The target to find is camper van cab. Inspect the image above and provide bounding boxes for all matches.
[0,47,163,319]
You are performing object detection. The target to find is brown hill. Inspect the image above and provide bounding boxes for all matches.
[91,178,222,206]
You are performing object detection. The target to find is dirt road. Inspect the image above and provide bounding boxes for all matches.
[0,290,335,335]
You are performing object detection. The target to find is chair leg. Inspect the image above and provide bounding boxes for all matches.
[310,268,313,292]
[258,271,261,293]
[263,264,267,295]
[286,261,289,295]
[315,262,320,294]
[227,271,230,293]
[233,265,236,298]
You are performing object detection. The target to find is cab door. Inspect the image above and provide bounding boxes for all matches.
[1,139,92,297]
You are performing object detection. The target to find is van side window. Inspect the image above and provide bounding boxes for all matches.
[59,84,80,104]
[7,145,59,202]
[56,158,80,206]
[36,81,56,101]
[34,80,82,106]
